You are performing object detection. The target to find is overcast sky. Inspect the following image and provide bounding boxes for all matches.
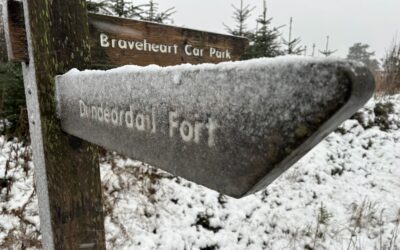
[136,0,399,60]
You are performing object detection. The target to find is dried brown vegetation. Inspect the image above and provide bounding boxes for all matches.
[376,39,400,94]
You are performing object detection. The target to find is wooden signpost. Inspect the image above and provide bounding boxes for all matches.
[1,0,375,249]
[1,0,249,249]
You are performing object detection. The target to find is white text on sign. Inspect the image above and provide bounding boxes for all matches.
[79,100,219,147]
[100,33,232,59]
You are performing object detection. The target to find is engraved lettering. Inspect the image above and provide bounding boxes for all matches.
[180,121,194,142]
[99,33,231,59]
[169,111,179,137]
[78,101,218,147]
[100,33,110,48]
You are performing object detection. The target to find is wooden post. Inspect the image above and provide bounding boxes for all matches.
[2,0,248,247]
[18,0,105,249]
[0,4,7,60]
[1,0,27,61]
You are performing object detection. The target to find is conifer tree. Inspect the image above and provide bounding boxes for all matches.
[0,62,28,139]
[311,43,316,57]
[110,0,144,18]
[141,0,176,24]
[224,0,255,38]
[0,11,27,139]
[347,43,379,72]
[282,17,304,55]
[241,0,281,59]
[86,0,175,23]
[319,36,337,57]
[86,0,111,15]
[87,0,144,18]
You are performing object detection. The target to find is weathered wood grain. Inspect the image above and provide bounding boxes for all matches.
[1,0,27,62]
[89,14,249,67]
[20,0,105,249]
[0,4,7,60]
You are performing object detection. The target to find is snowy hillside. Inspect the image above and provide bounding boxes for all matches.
[1,95,399,250]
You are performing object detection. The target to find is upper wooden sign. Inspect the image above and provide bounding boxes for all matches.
[1,1,249,67]
[89,14,249,67]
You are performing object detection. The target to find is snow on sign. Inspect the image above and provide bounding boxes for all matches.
[56,57,374,198]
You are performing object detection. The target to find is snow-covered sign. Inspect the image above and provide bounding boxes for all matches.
[56,57,374,198]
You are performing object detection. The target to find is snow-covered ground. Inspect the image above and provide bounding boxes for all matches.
[1,95,399,250]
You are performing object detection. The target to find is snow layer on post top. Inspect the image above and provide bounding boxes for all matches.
[55,56,375,198]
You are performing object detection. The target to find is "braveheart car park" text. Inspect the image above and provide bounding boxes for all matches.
[100,33,232,59]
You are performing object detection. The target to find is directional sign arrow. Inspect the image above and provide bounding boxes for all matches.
[56,58,374,198]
